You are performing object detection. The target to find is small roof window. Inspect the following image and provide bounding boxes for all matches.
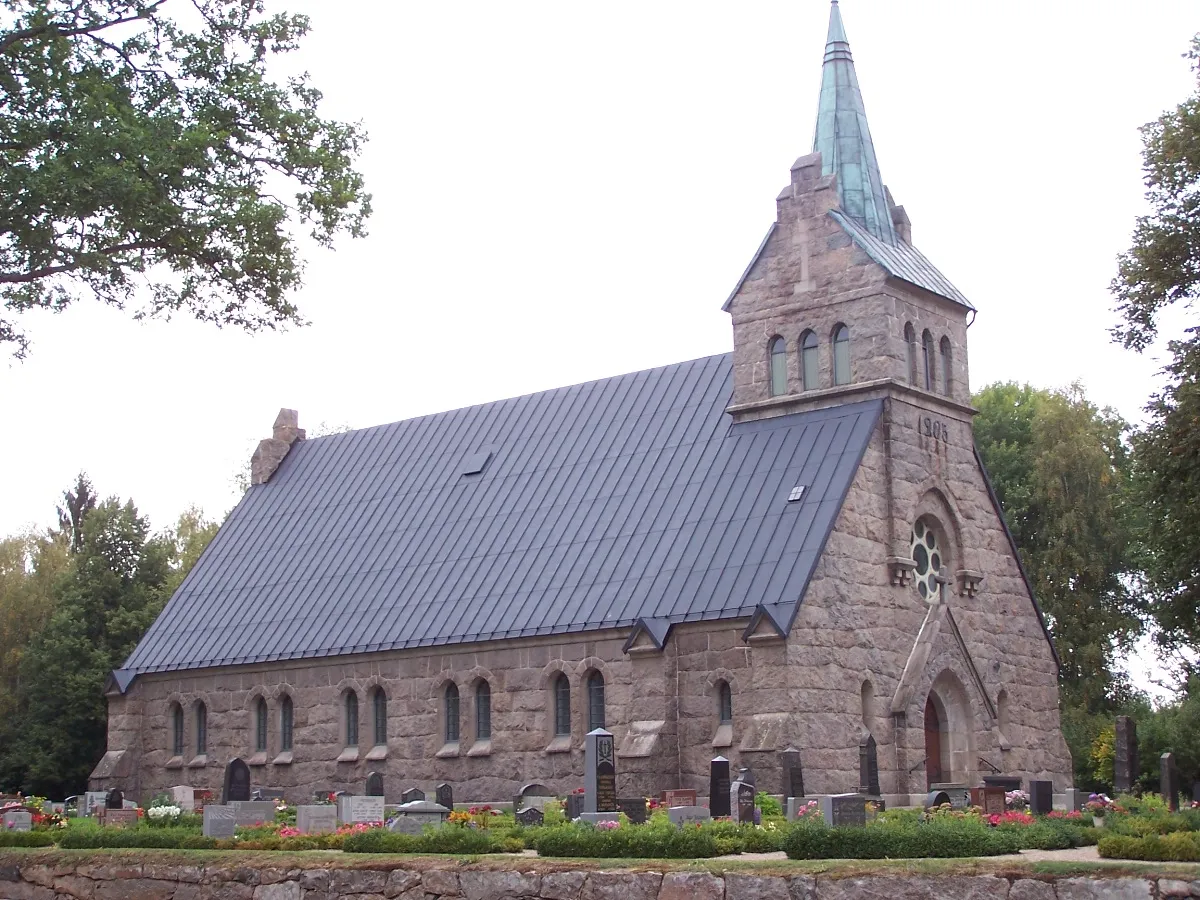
[787,485,806,503]
[461,449,494,477]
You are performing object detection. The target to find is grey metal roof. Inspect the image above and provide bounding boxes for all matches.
[119,355,881,679]
[830,210,975,310]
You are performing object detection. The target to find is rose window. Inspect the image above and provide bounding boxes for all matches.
[911,518,944,600]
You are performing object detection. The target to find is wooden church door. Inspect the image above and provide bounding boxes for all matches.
[924,695,943,787]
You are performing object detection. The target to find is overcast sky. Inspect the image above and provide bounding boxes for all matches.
[3,1,1197,544]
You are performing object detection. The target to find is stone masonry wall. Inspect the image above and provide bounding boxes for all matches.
[2,857,1194,900]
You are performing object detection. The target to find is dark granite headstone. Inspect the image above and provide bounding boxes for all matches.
[983,775,1023,792]
[436,783,453,810]
[1114,716,1138,794]
[222,757,252,804]
[821,793,868,827]
[1161,753,1180,812]
[566,793,584,820]
[365,771,384,797]
[400,788,425,805]
[618,798,648,824]
[585,729,617,813]
[737,766,756,788]
[858,734,880,796]
[515,806,544,827]
[732,780,755,824]
[925,790,951,808]
[780,747,804,799]
[104,789,123,810]
[709,755,732,817]
[1029,780,1053,815]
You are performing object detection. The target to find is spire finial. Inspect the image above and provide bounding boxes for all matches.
[811,0,897,243]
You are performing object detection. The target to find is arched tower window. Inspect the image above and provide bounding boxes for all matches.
[940,336,953,396]
[904,323,917,384]
[170,703,184,756]
[475,681,492,740]
[768,336,787,397]
[344,691,359,747]
[921,329,936,391]
[372,688,387,747]
[801,330,819,390]
[553,674,571,736]
[833,325,850,385]
[586,671,605,732]
[195,701,207,755]
[444,683,460,743]
[254,697,268,753]
[911,516,946,602]
[280,696,294,752]
[717,680,732,724]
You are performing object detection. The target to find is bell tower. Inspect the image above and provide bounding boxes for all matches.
[724,1,974,422]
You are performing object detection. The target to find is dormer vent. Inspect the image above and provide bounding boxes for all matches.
[461,449,494,477]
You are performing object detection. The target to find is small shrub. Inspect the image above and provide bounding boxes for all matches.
[782,818,1021,860]
[1098,832,1200,862]
[0,831,56,848]
[755,793,783,817]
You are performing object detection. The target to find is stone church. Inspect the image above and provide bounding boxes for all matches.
[92,2,1072,806]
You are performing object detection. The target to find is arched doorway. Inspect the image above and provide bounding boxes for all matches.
[924,695,943,787]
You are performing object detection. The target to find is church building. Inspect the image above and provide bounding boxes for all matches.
[92,2,1073,806]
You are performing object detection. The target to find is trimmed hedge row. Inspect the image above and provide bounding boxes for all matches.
[782,821,1022,860]
[1098,832,1200,862]
[57,827,346,851]
[342,827,523,855]
[0,832,56,848]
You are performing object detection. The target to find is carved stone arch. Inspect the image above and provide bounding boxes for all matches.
[574,656,609,678]
[706,667,740,692]
[909,482,965,568]
[541,660,573,688]
[921,666,978,787]
[429,669,460,697]
[244,686,270,711]
[267,682,295,703]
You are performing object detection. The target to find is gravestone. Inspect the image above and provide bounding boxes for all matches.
[584,728,617,813]
[931,783,972,809]
[780,747,805,799]
[737,766,756,787]
[579,811,620,825]
[104,789,123,810]
[340,795,386,825]
[983,775,1023,792]
[400,788,424,805]
[565,793,584,820]
[296,805,337,834]
[231,800,277,827]
[388,816,424,835]
[618,797,648,824]
[1161,753,1181,812]
[202,805,236,838]
[81,791,108,817]
[1,810,31,832]
[969,786,1006,816]
[1114,716,1138,793]
[396,800,450,827]
[820,793,868,827]
[222,757,252,804]
[170,785,195,813]
[1062,788,1087,813]
[667,805,711,827]
[515,806,544,827]
[786,797,812,820]
[436,783,453,810]
[252,788,286,802]
[104,809,139,828]
[513,782,554,812]
[858,734,880,796]
[731,781,755,824]
[661,789,697,809]
[925,790,951,808]
[365,771,384,797]
[1029,780,1053,816]
[709,756,731,817]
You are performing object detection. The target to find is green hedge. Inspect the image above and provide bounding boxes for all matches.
[998,818,1099,850]
[782,820,1022,859]
[0,831,56,848]
[530,822,720,859]
[1098,832,1200,862]
[342,827,522,855]
[58,828,218,850]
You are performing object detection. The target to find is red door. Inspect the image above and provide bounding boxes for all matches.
[924,696,943,788]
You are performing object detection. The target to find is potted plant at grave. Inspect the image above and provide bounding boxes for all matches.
[146,793,182,828]
[1085,793,1114,827]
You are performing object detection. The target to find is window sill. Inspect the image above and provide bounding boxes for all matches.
[365,744,388,761]
[712,723,733,749]
[336,748,360,763]
[165,756,184,770]
[467,739,492,757]
[435,741,460,759]
[248,752,269,767]
[272,751,293,766]
[187,755,207,768]
[544,735,572,754]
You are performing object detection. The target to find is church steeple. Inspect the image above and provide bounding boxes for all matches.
[812,1,896,243]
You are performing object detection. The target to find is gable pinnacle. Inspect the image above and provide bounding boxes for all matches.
[811,0,897,243]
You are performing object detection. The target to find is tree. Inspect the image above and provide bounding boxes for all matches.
[974,382,1142,713]
[56,471,97,553]
[1,0,371,357]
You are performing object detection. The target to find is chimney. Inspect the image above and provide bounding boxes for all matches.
[250,408,306,485]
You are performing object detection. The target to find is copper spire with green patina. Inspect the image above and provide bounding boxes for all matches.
[812,1,896,244]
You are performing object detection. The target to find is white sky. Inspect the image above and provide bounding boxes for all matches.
[3,3,1197,562]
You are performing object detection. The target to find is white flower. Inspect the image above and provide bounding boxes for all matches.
[147,805,181,819]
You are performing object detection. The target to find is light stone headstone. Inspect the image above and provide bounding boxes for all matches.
[668,805,711,828]
[231,800,276,827]
[584,728,617,814]
[296,805,337,834]
[579,811,620,825]
[340,795,386,824]
[1,811,31,832]
[787,797,817,821]
[395,799,448,827]
[388,816,424,835]
[170,785,195,813]
[202,804,236,838]
[1062,788,1087,812]
[81,792,108,817]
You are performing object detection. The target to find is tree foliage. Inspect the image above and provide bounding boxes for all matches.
[0,0,371,356]
[973,382,1142,713]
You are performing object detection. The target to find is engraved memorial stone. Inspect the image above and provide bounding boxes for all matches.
[565,793,584,820]
[395,799,448,826]
[709,756,731,817]
[340,795,386,824]
[668,805,711,827]
[81,791,107,817]
[731,780,755,824]
[170,785,195,813]
[515,806,544,827]
[365,771,384,797]
[388,816,423,835]
[1114,716,1138,794]
[514,782,554,812]
[660,789,697,809]
[203,804,236,838]
[1029,780,1053,816]
[296,805,337,834]
[436,782,453,810]
[858,734,880,796]
[781,747,804,799]
[400,787,425,805]
[222,757,252,804]
[820,793,867,827]
[618,797,647,824]
[1161,752,1181,812]
[231,800,276,826]
[1,810,31,832]
[585,728,617,813]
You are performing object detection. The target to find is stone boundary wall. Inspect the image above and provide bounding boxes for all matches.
[3,860,1200,900]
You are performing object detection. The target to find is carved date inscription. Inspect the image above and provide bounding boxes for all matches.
[916,415,950,446]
